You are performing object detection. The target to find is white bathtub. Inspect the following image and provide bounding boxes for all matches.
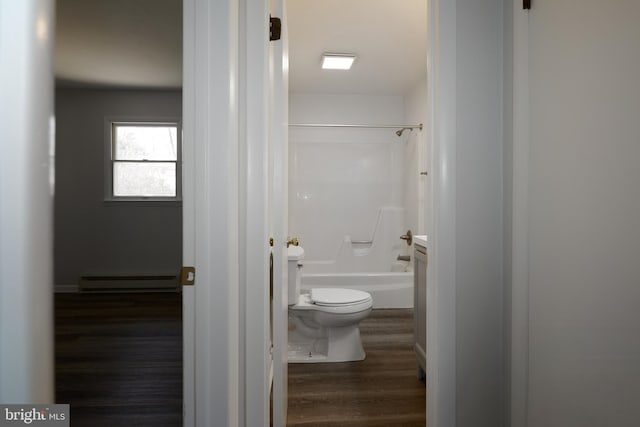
[295,206,414,308]
[301,271,413,309]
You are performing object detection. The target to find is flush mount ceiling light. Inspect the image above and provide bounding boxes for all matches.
[321,53,356,70]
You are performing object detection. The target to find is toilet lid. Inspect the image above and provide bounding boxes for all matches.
[310,288,371,306]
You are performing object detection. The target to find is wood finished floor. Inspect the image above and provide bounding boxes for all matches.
[56,294,425,426]
[55,292,182,427]
[287,309,426,427]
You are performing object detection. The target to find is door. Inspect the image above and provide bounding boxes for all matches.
[515,1,640,425]
[269,0,289,425]
[182,0,244,425]
[182,2,196,425]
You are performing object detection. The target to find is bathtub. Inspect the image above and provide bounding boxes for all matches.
[296,206,415,308]
[301,271,413,309]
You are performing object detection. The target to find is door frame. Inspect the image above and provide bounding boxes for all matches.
[269,0,290,424]
[510,2,531,427]
[425,0,457,425]
[243,0,271,424]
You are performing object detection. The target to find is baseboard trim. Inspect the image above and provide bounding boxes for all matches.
[55,284,79,293]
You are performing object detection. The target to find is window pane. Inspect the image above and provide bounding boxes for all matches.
[114,125,178,161]
[113,162,176,197]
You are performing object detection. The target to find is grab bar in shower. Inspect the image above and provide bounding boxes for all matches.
[351,240,373,245]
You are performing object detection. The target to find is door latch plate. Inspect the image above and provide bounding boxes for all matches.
[180,266,196,286]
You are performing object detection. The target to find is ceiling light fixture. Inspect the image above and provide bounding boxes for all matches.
[321,53,356,70]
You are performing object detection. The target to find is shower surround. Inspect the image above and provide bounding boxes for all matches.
[289,94,414,308]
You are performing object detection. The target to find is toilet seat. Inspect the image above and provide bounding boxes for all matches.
[311,288,371,306]
[290,289,373,315]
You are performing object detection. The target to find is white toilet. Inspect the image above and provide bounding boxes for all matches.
[287,245,373,363]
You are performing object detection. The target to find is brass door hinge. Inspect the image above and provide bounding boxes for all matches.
[180,266,195,286]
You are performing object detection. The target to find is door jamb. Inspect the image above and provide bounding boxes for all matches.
[426,0,457,426]
[510,2,530,426]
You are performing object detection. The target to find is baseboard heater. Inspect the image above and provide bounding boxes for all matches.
[79,274,179,293]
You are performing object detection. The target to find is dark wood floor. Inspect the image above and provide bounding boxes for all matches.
[287,309,426,426]
[56,295,425,426]
[55,292,182,427]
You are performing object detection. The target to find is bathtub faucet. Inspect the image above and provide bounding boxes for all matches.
[400,229,413,246]
[397,255,411,262]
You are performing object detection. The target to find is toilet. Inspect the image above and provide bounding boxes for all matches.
[287,245,373,363]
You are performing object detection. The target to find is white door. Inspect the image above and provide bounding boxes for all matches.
[185,0,276,424]
[269,0,289,425]
[514,0,640,425]
[181,2,196,424]
[181,1,196,415]
[182,0,243,425]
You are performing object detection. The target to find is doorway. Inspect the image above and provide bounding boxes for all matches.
[53,1,184,424]
[284,0,428,423]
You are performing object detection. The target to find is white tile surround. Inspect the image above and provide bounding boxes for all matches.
[289,92,425,268]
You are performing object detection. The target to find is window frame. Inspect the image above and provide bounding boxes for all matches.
[104,117,182,203]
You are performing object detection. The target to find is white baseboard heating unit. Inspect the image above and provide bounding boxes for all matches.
[79,274,179,292]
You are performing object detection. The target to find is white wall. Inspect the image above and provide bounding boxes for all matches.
[0,0,55,403]
[54,89,182,289]
[403,75,429,236]
[525,1,640,425]
[288,93,406,264]
[455,0,505,425]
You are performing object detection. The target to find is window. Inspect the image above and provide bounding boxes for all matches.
[106,119,181,201]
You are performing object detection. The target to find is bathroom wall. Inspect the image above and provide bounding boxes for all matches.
[54,88,182,290]
[403,75,429,237]
[288,93,405,265]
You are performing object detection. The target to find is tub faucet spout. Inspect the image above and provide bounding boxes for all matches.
[397,255,411,262]
[400,229,413,246]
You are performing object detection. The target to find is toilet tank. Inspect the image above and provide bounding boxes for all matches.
[287,245,304,305]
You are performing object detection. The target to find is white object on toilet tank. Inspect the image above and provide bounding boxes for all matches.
[287,245,305,305]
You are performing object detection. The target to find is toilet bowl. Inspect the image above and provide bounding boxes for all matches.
[288,246,373,363]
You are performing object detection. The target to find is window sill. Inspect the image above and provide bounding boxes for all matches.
[103,198,182,207]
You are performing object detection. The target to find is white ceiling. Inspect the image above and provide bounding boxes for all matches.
[55,0,427,96]
[287,0,427,96]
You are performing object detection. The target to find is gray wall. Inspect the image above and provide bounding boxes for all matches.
[502,0,513,425]
[527,1,640,425]
[456,0,505,425]
[54,89,182,289]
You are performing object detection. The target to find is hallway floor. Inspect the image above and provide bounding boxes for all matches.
[55,292,182,427]
[55,294,425,426]
[287,309,426,426]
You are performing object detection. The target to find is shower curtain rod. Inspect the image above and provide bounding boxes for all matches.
[289,123,423,131]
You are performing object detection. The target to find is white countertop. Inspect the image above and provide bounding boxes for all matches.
[414,234,427,248]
